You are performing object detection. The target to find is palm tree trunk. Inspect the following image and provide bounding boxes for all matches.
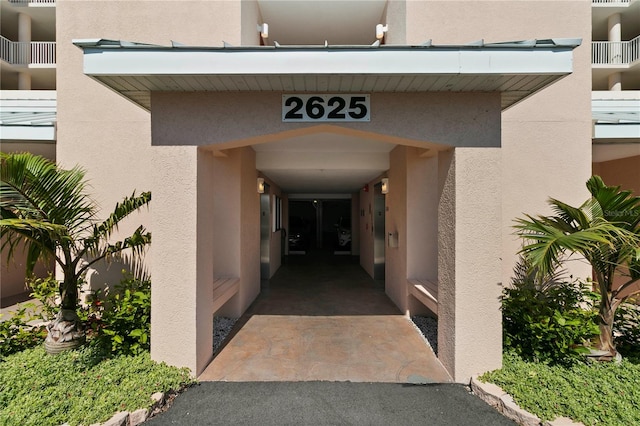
[44,271,84,353]
[598,296,619,358]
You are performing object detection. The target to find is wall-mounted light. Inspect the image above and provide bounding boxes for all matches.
[257,177,265,194]
[257,23,269,39]
[376,24,388,40]
[381,178,389,194]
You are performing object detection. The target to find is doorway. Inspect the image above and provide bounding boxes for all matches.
[288,198,352,255]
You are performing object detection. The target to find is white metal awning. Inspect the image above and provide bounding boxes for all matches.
[0,91,56,141]
[73,38,581,112]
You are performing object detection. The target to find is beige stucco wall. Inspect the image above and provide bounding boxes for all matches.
[58,0,592,381]
[240,148,261,309]
[385,146,409,311]
[57,1,250,374]
[402,0,593,293]
[150,91,499,149]
[438,147,503,381]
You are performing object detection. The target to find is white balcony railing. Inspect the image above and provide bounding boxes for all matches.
[592,36,640,65]
[0,36,56,65]
[8,0,56,5]
[592,0,631,4]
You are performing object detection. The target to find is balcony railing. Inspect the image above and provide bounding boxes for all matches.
[592,36,640,65]
[8,0,56,5]
[592,0,631,4]
[0,36,55,65]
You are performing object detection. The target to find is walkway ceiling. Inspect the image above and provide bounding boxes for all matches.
[74,38,580,194]
[254,132,394,194]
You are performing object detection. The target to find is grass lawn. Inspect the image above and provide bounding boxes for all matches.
[0,346,195,426]
[480,352,640,426]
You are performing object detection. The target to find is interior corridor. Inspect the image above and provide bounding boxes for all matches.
[199,251,451,382]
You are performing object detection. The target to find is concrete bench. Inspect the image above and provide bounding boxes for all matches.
[212,277,240,313]
[408,278,438,317]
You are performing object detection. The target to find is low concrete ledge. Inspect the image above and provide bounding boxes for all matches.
[407,279,438,317]
[470,376,585,426]
[212,277,240,313]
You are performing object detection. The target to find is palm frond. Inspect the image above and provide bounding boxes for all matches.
[588,175,640,229]
[0,152,96,236]
[80,225,151,275]
[83,191,151,253]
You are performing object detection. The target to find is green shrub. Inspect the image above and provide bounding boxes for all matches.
[86,274,151,356]
[480,352,640,425]
[0,307,46,358]
[0,346,194,426]
[614,302,640,361]
[28,274,59,321]
[502,259,599,364]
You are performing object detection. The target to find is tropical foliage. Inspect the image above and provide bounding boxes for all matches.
[85,273,152,356]
[0,152,151,351]
[502,258,599,364]
[514,175,640,357]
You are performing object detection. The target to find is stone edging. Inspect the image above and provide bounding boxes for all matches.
[470,376,584,426]
[81,391,166,426]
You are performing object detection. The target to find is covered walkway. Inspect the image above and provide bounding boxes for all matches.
[199,251,451,383]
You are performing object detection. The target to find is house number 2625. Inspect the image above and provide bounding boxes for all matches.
[282,95,370,122]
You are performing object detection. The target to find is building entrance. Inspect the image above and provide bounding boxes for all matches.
[288,198,352,254]
[200,251,450,382]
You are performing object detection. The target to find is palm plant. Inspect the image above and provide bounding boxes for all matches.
[514,175,640,358]
[0,152,151,353]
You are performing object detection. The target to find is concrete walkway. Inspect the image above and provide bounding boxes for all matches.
[199,251,450,383]
[149,252,515,425]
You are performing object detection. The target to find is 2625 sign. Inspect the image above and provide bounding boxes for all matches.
[282,94,370,122]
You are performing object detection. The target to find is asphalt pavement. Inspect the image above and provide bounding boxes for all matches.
[145,381,515,425]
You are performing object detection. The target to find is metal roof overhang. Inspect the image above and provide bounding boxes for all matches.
[73,39,581,112]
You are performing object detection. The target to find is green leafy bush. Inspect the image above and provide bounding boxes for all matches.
[86,274,151,356]
[28,274,59,321]
[502,260,599,364]
[0,346,194,426]
[480,352,640,425]
[614,302,640,361]
[0,307,46,358]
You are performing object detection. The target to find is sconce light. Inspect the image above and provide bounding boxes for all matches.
[257,23,269,39]
[381,178,389,194]
[376,24,388,40]
[257,177,265,194]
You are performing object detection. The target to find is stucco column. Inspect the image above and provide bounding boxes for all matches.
[150,146,214,376]
[437,148,502,383]
[18,12,31,43]
[608,73,622,91]
[18,72,31,90]
[18,12,32,88]
[608,13,622,65]
[608,13,621,42]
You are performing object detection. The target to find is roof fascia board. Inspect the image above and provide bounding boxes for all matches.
[79,46,575,77]
[0,125,56,141]
[594,123,640,139]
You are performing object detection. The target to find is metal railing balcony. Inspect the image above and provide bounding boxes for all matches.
[8,0,56,5]
[0,36,56,65]
[592,0,631,4]
[592,36,640,65]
